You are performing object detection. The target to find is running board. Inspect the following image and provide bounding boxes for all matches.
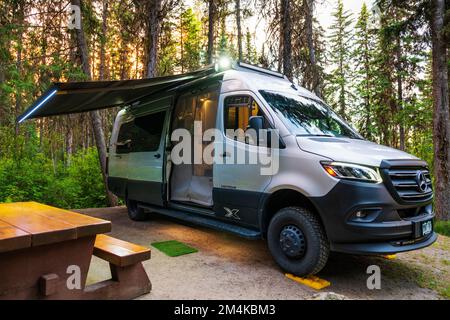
[138,204,262,239]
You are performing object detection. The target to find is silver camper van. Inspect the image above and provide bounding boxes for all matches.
[19,62,436,276]
[106,62,436,275]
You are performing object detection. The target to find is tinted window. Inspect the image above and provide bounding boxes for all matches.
[224,95,269,144]
[117,111,166,154]
[116,121,134,154]
[260,91,361,139]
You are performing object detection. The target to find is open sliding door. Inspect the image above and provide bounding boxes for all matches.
[170,84,219,208]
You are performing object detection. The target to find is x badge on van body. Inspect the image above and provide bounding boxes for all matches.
[224,207,241,220]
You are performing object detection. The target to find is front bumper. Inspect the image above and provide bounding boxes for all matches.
[331,232,437,255]
[311,179,436,255]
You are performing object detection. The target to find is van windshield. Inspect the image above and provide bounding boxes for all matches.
[260,90,362,139]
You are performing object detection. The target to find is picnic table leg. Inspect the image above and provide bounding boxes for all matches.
[83,262,151,300]
[0,236,95,300]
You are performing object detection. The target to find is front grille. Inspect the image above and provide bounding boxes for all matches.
[397,204,432,219]
[385,167,433,203]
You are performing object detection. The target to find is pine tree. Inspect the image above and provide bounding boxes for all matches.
[280,0,292,79]
[325,0,354,120]
[303,0,321,97]
[158,20,178,76]
[353,3,375,139]
[235,0,243,61]
[206,0,217,63]
[244,29,258,64]
[180,8,202,72]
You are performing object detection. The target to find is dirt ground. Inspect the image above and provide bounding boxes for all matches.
[75,207,450,300]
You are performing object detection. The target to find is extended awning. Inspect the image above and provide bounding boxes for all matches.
[17,66,216,123]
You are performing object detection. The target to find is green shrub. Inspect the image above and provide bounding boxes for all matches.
[435,221,450,237]
[0,147,106,209]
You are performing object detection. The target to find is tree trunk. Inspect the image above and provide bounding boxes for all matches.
[364,33,371,140]
[235,0,243,61]
[146,0,162,78]
[99,0,108,81]
[14,0,25,136]
[207,0,216,64]
[431,0,450,221]
[280,0,292,80]
[304,0,321,97]
[66,115,73,165]
[14,31,22,137]
[180,15,184,73]
[71,0,118,207]
[396,30,405,150]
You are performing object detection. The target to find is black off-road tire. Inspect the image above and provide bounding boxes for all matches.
[267,206,330,276]
[126,198,149,221]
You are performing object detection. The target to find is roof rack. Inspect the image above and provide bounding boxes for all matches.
[236,61,285,79]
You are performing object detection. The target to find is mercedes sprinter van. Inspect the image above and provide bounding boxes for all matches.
[104,62,436,275]
[18,61,433,276]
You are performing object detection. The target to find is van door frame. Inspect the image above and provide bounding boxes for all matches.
[126,97,172,207]
[108,110,134,198]
[164,80,222,210]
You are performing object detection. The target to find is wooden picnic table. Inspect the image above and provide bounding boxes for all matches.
[0,202,151,300]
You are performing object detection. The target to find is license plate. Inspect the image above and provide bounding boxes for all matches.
[421,220,433,237]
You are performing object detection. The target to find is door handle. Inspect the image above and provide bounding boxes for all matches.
[154,153,161,159]
[114,155,122,159]
[221,152,231,158]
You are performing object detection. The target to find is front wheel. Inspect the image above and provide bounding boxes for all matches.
[267,207,329,276]
[126,198,149,221]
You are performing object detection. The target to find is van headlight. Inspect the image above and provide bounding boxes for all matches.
[321,161,382,183]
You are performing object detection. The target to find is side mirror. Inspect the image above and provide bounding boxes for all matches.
[249,116,264,131]
[248,116,264,146]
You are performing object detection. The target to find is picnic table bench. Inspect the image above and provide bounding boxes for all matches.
[0,202,151,300]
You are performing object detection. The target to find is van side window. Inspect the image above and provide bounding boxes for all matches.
[132,111,166,152]
[116,121,133,154]
[224,95,269,144]
[116,111,166,154]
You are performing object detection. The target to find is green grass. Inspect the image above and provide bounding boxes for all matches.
[382,259,450,299]
[151,240,198,257]
[441,259,450,266]
[435,220,450,237]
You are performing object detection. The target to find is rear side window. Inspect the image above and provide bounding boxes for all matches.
[116,111,166,154]
[116,121,133,154]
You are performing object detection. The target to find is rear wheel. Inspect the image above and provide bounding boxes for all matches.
[126,198,149,221]
[267,206,329,276]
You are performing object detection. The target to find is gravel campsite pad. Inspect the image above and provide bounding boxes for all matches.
[79,207,450,300]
